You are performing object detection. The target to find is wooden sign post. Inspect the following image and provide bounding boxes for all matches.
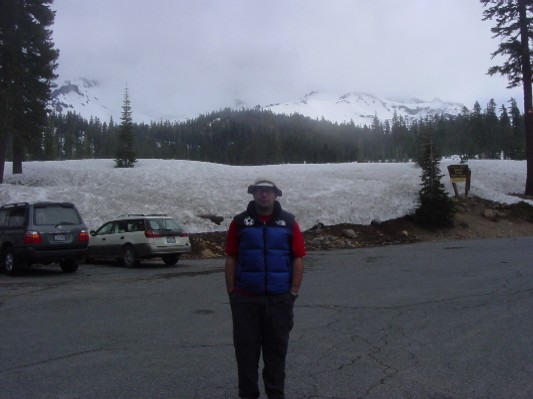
[447,164,471,197]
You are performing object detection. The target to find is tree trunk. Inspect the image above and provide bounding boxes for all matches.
[0,99,10,183]
[519,0,533,195]
[12,131,23,174]
[0,137,6,184]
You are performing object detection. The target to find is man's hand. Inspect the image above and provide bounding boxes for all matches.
[224,255,237,294]
[290,257,304,295]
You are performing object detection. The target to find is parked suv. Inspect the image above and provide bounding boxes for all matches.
[0,202,89,276]
[87,214,191,267]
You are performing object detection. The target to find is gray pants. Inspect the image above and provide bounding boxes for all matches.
[230,292,295,399]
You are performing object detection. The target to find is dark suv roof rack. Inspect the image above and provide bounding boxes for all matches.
[0,202,29,208]
[118,213,169,217]
[1,201,75,209]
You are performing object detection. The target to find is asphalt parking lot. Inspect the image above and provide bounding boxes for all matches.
[1,236,532,399]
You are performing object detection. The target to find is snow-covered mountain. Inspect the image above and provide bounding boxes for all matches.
[49,78,466,125]
[50,78,111,122]
[262,91,466,126]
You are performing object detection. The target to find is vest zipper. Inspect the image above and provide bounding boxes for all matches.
[262,222,268,294]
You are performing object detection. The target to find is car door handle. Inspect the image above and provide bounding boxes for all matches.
[120,236,125,239]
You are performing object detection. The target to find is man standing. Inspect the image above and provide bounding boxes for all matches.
[225,178,306,399]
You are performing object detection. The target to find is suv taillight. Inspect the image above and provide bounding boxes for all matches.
[179,231,189,237]
[24,231,42,244]
[144,230,161,238]
[78,230,89,242]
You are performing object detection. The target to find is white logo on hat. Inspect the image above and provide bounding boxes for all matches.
[244,217,254,226]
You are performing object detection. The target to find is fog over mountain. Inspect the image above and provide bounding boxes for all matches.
[50,78,466,126]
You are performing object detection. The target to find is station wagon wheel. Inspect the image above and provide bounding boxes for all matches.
[162,254,180,266]
[122,245,139,268]
[2,247,19,276]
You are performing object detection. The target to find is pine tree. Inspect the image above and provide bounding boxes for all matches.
[509,98,526,159]
[414,123,455,227]
[469,101,484,158]
[484,98,500,158]
[499,104,514,159]
[0,0,59,182]
[114,87,137,168]
[481,0,533,194]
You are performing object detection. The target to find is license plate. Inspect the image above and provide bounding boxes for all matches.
[166,237,176,244]
[54,234,66,241]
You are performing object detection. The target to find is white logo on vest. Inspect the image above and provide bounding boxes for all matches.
[275,220,286,226]
[244,217,254,226]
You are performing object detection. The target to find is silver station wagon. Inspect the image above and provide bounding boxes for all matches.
[88,214,191,267]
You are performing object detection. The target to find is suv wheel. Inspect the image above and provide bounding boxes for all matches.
[60,259,79,273]
[122,245,139,268]
[162,254,180,266]
[2,247,19,276]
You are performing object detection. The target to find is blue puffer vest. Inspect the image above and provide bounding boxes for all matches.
[234,201,295,294]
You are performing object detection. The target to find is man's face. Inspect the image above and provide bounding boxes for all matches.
[253,187,277,214]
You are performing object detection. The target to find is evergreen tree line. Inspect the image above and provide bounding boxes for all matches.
[21,98,525,165]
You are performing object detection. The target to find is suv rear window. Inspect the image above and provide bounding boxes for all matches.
[7,207,26,227]
[34,205,82,226]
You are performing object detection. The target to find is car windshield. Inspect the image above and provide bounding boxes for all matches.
[34,205,82,226]
[148,218,183,231]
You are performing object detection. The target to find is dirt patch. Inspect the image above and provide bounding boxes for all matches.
[184,195,533,259]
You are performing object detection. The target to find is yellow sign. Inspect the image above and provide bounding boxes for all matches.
[451,176,467,183]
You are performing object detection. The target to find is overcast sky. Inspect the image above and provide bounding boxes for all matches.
[51,0,524,121]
